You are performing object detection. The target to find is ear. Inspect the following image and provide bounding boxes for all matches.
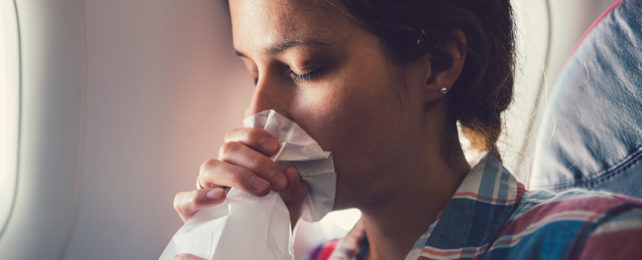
[423,30,467,103]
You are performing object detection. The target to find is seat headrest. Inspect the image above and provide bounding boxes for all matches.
[530,0,642,196]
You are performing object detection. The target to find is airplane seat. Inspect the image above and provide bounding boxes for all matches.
[530,0,642,197]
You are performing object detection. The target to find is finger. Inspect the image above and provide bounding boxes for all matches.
[279,167,307,226]
[199,158,271,196]
[197,160,229,190]
[174,253,206,260]
[279,167,307,206]
[173,188,226,222]
[224,128,280,155]
[217,142,287,190]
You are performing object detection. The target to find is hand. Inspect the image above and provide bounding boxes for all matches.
[173,128,308,226]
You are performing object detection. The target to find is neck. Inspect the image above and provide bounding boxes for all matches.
[360,127,470,260]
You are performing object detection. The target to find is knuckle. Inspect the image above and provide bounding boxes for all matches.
[254,157,275,177]
[199,158,219,175]
[190,192,202,206]
[219,141,241,158]
[247,129,266,144]
[247,156,264,170]
[173,192,190,214]
[223,128,243,142]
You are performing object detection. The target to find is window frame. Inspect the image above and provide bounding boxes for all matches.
[0,0,21,240]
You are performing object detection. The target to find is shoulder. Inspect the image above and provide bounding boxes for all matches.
[517,188,642,217]
[490,188,642,259]
[574,193,642,259]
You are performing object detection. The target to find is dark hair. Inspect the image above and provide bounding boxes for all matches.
[324,0,515,160]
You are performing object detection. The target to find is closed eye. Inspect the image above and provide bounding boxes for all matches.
[252,70,321,86]
[289,69,322,83]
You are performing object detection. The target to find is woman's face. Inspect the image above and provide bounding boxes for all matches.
[230,0,431,209]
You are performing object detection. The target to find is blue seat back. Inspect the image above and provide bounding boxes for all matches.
[530,0,642,197]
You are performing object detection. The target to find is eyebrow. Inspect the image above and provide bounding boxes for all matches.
[234,39,330,58]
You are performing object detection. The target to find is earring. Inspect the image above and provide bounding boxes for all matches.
[440,87,448,94]
[417,29,427,45]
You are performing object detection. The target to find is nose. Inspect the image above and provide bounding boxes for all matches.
[246,77,290,117]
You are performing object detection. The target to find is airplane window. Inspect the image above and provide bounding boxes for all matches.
[0,0,20,238]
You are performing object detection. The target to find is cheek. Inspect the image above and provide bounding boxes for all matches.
[291,68,409,183]
[293,77,392,153]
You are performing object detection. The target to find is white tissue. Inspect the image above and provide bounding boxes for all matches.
[159,110,336,260]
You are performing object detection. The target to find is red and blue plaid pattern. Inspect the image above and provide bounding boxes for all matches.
[313,156,642,260]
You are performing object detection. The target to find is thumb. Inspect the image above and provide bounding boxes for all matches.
[279,167,307,226]
[279,167,307,204]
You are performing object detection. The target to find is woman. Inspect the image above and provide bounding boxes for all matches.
[172,0,642,259]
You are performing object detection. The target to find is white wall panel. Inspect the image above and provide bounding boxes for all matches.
[63,1,252,259]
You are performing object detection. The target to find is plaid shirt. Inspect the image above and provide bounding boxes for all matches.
[312,156,642,260]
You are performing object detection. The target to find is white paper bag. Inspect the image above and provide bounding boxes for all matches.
[160,110,337,260]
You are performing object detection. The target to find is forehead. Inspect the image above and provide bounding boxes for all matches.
[229,0,348,54]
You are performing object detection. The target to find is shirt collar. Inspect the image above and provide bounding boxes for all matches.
[405,155,524,259]
[329,155,525,260]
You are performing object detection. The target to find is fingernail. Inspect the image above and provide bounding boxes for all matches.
[174,256,182,260]
[206,189,223,200]
[262,137,278,152]
[251,177,270,192]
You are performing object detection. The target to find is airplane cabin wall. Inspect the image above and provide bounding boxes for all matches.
[63,1,253,259]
